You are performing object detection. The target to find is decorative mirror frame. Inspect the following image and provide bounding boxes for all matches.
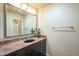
[4,3,38,38]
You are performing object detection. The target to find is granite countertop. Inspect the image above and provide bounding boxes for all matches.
[0,36,47,56]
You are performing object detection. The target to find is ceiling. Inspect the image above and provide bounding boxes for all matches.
[27,3,50,9]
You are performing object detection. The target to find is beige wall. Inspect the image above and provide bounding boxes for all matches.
[38,3,79,56]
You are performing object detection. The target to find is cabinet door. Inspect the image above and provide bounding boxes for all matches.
[33,39,46,56]
[25,39,46,56]
[38,39,46,54]
[6,47,25,56]
[25,46,32,56]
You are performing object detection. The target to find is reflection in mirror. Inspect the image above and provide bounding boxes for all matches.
[6,4,36,37]
[0,4,4,40]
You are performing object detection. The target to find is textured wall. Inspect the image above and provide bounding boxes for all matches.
[38,3,79,56]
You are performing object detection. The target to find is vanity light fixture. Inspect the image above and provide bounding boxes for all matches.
[21,4,28,10]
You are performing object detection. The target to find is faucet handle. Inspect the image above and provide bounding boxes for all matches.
[23,37,26,40]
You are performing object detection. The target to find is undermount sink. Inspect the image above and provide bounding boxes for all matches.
[24,39,35,43]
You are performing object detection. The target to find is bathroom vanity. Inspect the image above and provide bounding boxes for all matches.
[0,3,46,56]
[0,36,46,56]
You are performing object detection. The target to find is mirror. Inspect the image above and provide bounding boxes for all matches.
[5,4,36,37]
[0,4,4,40]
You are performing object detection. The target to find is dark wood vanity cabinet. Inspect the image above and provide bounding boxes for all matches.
[6,47,26,56]
[25,39,46,56]
[6,39,46,56]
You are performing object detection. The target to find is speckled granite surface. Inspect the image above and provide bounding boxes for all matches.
[0,36,47,56]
